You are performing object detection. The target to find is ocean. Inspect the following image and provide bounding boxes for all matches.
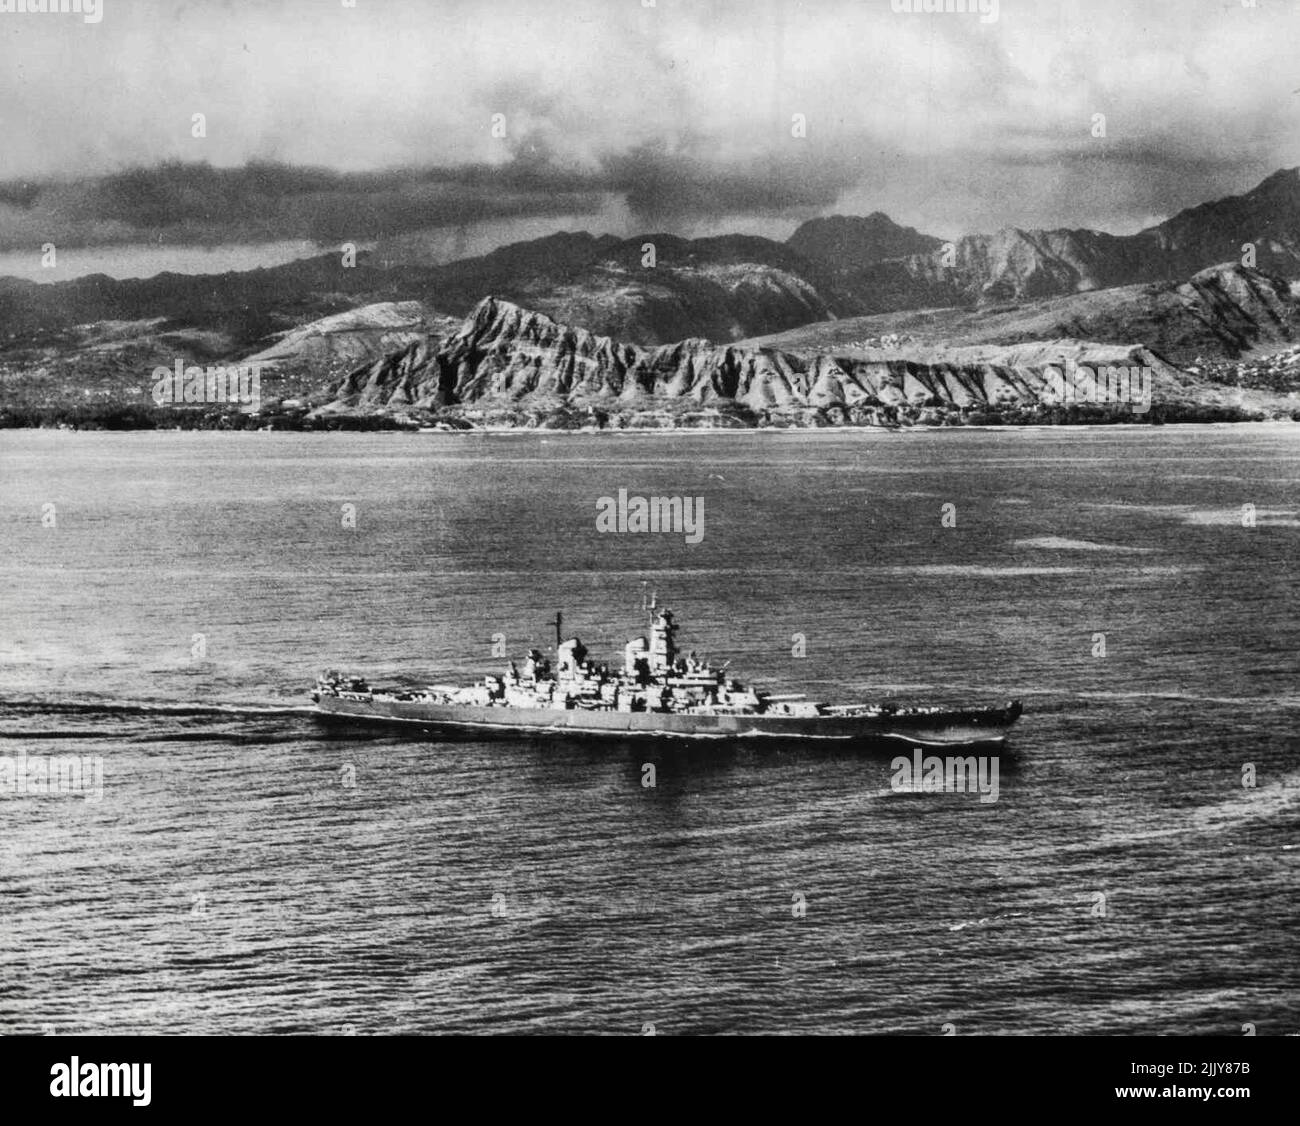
[1,425,1297,1034]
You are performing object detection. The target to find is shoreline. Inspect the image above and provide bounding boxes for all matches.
[4,418,1296,437]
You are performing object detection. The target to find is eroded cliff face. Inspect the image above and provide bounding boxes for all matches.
[321,296,1280,428]
[741,264,1300,365]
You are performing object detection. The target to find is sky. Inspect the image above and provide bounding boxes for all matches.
[0,0,1298,278]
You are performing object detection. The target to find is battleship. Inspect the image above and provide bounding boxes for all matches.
[311,603,1023,746]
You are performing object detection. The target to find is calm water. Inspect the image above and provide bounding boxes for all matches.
[1,426,1297,1035]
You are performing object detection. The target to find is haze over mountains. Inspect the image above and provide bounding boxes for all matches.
[3,167,1300,427]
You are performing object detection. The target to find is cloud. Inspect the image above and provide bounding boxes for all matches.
[0,161,609,252]
[0,0,1297,248]
[599,143,860,228]
[0,144,860,252]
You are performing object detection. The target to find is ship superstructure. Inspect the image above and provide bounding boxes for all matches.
[311,602,1023,746]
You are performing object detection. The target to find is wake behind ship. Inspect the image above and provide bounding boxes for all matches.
[311,604,1022,747]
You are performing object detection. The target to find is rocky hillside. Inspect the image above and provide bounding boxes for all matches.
[1140,167,1300,278]
[411,231,850,344]
[318,295,1295,428]
[790,169,1300,310]
[787,213,942,269]
[742,264,1300,365]
[243,301,464,389]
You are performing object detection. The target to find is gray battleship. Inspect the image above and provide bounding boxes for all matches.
[311,604,1022,746]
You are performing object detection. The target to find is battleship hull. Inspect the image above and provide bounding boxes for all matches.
[312,694,1022,747]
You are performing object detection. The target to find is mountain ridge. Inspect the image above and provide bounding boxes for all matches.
[316,290,1294,429]
[7,169,1300,427]
[792,168,1300,311]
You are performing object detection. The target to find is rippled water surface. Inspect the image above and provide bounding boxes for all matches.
[1,426,1297,1034]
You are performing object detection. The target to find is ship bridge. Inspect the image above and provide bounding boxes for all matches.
[624,609,679,681]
